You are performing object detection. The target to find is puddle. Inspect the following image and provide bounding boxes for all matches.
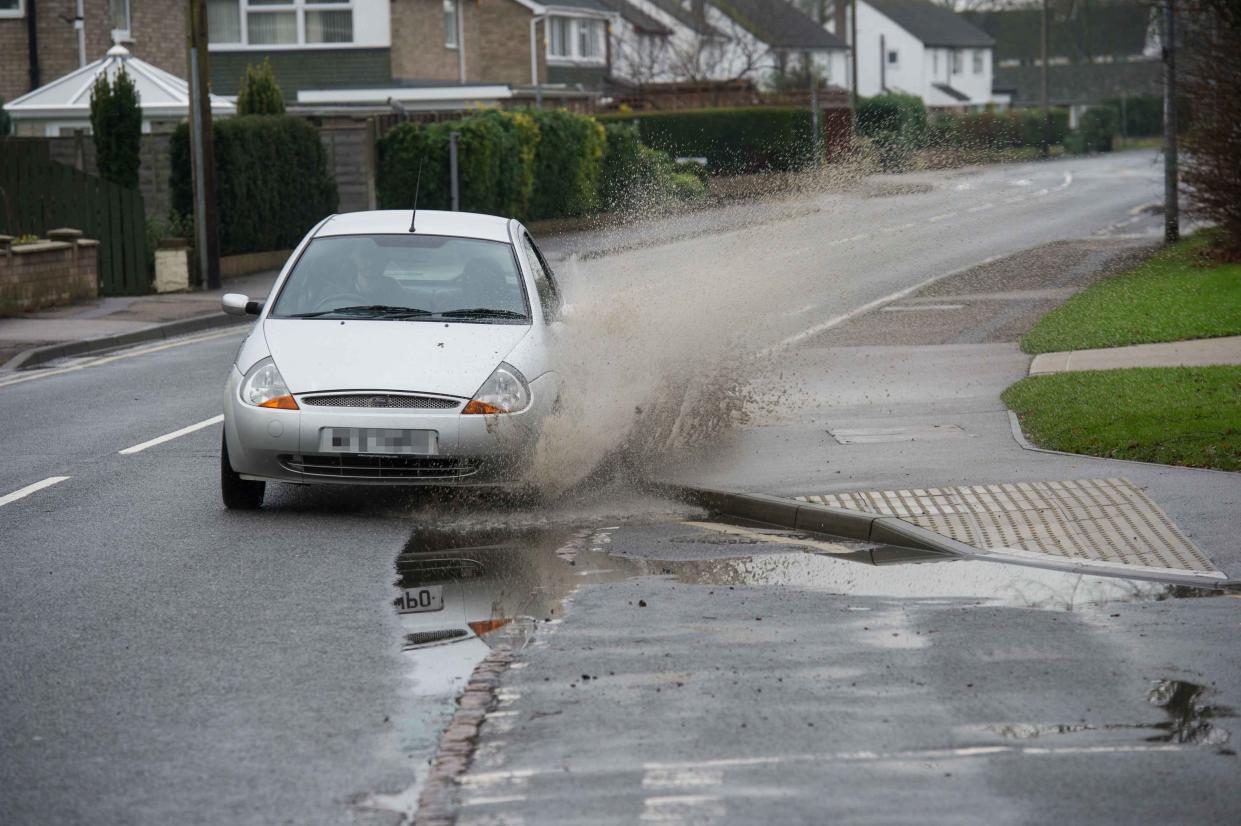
[984,680,1233,753]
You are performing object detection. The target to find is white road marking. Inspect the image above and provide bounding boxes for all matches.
[1054,171,1074,191]
[881,304,966,311]
[966,203,994,213]
[0,328,244,390]
[118,414,224,455]
[927,211,958,223]
[0,476,70,508]
[765,255,1003,353]
[829,233,869,246]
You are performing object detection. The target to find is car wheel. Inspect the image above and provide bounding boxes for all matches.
[221,434,265,510]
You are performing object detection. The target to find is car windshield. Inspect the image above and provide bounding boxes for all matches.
[270,234,530,322]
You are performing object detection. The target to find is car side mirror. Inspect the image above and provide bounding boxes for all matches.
[222,293,263,316]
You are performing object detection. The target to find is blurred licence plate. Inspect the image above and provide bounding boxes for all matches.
[319,427,436,455]
[398,585,444,614]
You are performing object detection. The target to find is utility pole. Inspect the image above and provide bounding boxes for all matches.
[850,0,859,109]
[187,0,220,290]
[1162,0,1179,243]
[1040,0,1050,157]
[809,60,821,167]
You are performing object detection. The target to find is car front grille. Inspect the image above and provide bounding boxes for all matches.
[301,393,460,410]
[280,453,478,480]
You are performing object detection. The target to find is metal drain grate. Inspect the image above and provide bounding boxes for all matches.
[798,478,1218,573]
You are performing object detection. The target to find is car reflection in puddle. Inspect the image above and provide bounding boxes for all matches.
[394,518,1230,691]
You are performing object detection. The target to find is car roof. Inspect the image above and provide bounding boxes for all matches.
[315,210,513,243]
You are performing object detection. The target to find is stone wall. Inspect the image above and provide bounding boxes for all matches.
[0,230,99,315]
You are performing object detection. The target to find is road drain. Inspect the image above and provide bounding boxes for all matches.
[798,478,1219,574]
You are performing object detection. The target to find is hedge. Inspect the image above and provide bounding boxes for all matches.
[378,109,601,221]
[527,109,605,220]
[597,107,817,175]
[856,93,928,169]
[172,115,338,255]
[929,109,1069,150]
[1072,106,1119,153]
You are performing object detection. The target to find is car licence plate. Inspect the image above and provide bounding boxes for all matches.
[319,427,437,455]
[397,585,444,614]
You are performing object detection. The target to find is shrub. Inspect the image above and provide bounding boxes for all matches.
[376,111,540,218]
[1073,106,1119,154]
[856,93,927,170]
[89,67,142,189]
[1183,0,1241,256]
[172,115,338,255]
[236,58,286,116]
[929,109,1068,150]
[528,109,605,220]
[599,107,816,175]
[600,122,643,212]
[671,172,707,202]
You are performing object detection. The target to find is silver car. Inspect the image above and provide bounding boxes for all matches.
[219,210,566,509]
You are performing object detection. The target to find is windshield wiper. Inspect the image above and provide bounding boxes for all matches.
[287,305,433,319]
[439,308,528,320]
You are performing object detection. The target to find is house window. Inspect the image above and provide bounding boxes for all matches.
[208,0,354,47]
[951,49,962,74]
[887,49,898,65]
[972,49,984,74]
[108,0,130,40]
[0,0,23,16]
[443,0,458,48]
[546,16,605,63]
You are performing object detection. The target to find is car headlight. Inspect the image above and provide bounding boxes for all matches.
[463,363,530,415]
[240,358,299,410]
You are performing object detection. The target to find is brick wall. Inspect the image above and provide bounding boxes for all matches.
[389,0,544,86]
[390,0,458,82]
[0,236,99,314]
[473,0,543,86]
[0,19,30,102]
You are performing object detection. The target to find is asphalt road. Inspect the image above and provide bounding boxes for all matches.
[3,150,1234,825]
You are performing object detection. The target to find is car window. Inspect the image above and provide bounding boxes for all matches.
[521,233,561,320]
[270,234,530,322]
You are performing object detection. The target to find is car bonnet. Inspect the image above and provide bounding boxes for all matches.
[262,317,531,397]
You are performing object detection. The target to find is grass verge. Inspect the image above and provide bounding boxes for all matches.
[1020,230,1241,354]
[1003,366,1241,471]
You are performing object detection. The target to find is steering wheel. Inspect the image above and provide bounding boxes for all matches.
[312,291,368,313]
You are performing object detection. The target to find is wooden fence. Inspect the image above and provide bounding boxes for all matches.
[0,139,149,295]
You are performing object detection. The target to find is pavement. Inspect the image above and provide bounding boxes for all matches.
[4,150,1240,826]
[0,270,278,370]
[1029,335,1241,375]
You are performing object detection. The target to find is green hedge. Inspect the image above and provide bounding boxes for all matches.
[597,107,817,175]
[527,109,605,220]
[1073,106,1119,153]
[929,109,1069,149]
[376,110,540,218]
[172,115,337,255]
[856,93,928,170]
[378,109,601,221]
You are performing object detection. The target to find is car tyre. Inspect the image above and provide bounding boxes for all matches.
[221,434,265,510]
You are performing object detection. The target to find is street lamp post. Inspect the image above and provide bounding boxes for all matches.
[1162,0,1179,244]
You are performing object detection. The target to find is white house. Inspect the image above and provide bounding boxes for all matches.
[829,0,999,110]
[614,0,850,89]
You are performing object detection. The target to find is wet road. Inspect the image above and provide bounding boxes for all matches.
[2,150,1237,825]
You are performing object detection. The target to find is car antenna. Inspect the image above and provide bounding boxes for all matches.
[409,159,423,233]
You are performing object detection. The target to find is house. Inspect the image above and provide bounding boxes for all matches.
[826,0,998,110]
[616,0,850,89]
[964,0,1161,116]
[0,0,188,103]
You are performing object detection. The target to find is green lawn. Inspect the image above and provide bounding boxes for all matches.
[1003,366,1241,471]
[1020,231,1241,354]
